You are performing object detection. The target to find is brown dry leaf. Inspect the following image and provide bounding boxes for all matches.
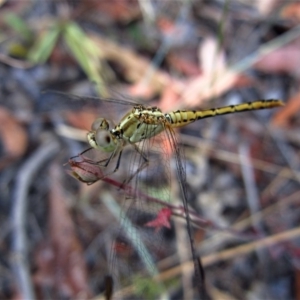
[167,52,201,76]
[160,38,249,109]
[127,81,158,100]
[92,0,141,22]
[255,0,281,16]
[271,92,300,127]
[200,37,226,77]
[34,164,91,299]
[159,82,182,111]
[179,70,244,108]
[90,33,171,91]
[0,107,27,160]
[34,242,56,288]
[254,41,300,77]
[281,2,300,21]
[157,17,177,35]
[65,110,99,131]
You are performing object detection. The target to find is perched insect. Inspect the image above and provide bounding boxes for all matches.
[64,92,283,299]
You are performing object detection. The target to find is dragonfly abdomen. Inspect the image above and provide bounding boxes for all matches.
[167,99,283,128]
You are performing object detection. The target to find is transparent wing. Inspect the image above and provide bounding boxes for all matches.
[38,90,136,119]
[164,124,206,298]
[43,90,141,107]
[105,125,177,299]
[74,121,203,299]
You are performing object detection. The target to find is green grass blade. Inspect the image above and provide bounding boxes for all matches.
[28,25,60,63]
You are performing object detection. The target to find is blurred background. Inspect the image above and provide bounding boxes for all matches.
[1,0,300,299]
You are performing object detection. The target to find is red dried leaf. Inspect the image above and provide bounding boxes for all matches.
[145,208,172,232]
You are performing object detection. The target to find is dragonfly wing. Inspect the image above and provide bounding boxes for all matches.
[105,128,174,298]
[43,90,141,108]
[165,125,207,299]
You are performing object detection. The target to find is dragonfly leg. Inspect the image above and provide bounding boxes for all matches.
[95,150,117,167]
[120,143,149,187]
[98,143,149,186]
[69,147,112,167]
[69,147,93,160]
[94,150,124,180]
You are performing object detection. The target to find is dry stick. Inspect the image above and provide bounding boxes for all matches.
[160,225,300,283]
[103,174,230,236]
[238,142,270,289]
[171,173,194,299]
[72,155,258,239]
[180,134,300,181]
[89,23,300,105]
[199,190,300,256]
[108,226,300,299]
[11,138,60,300]
[239,143,263,227]
[0,53,33,69]
[236,190,300,231]
[261,168,289,199]
[91,171,300,299]
[89,33,170,88]
[270,128,300,183]
[232,23,300,73]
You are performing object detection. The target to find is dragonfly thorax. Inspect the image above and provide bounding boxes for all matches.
[110,105,167,144]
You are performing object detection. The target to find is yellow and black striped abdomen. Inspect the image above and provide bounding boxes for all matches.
[166,99,283,128]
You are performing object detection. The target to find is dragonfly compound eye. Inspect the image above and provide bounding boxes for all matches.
[91,118,110,131]
[95,129,116,152]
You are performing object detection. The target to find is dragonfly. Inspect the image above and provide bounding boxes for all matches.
[64,92,283,299]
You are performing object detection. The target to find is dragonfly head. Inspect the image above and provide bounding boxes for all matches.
[87,118,117,152]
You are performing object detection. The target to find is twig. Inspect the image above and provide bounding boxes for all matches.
[11,138,60,299]
[232,24,300,73]
[160,225,300,283]
[238,142,269,285]
[180,133,300,181]
[239,142,263,231]
[98,226,300,299]
[0,53,33,69]
[270,128,300,183]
